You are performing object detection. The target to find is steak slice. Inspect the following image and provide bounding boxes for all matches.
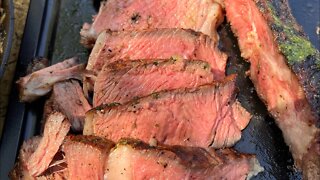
[52,80,92,132]
[87,28,227,81]
[26,112,70,177]
[80,0,224,47]
[224,0,320,177]
[17,57,85,102]
[94,59,214,106]
[85,75,251,149]
[106,138,263,179]
[62,135,115,180]
[10,137,41,180]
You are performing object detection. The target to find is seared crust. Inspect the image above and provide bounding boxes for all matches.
[64,135,115,153]
[255,0,320,123]
[117,138,254,170]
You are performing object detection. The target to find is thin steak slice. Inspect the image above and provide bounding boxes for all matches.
[93,59,214,106]
[224,0,319,177]
[17,57,85,102]
[87,28,227,81]
[53,80,92,132]
[62,135,115,180]
[80,0,223,47]
[85,75,251,149]
[10,137,41,179]
[106,138,263,179]
[26,112,70,177]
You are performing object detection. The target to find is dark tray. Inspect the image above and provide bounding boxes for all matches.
[0,0,318,179]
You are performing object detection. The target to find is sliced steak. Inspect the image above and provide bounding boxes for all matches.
[106,138,262,179]
[94,59,214,106]
[17,57,85,102]
[10,137,41,180]
[80,0,224,47]
[224,0,320,177]
[85,75,251,149]
[62,135,115,180]
[26,112,70,177]
[53,80,92,132]
[87,28,227,81]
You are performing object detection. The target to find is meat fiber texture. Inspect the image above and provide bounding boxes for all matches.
[52,80,92,132]
[61,136,262,179]
[224,0,320,178]
[106,138,262,180]
[16,57,85,102]
[62,135,115,180]
[10,112,70,179]
[85,75,251,149]
[85,28,227,90]
[80,0,224,47]
[93,59,214,107]
[87,28,226,78]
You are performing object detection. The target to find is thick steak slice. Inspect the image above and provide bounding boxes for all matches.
[224,0,319,177]
[53,80,92,132]
[80,0,223,47]
[17,57,85,102]
[106,138,263,179]
[25,112,70,177]
[94,59,214,106]
[85,75,251,149]
[87,29,227,81]
[62,135,115,180]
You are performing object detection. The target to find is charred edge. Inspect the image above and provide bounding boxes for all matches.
[91,75,236,112]
[255,0,320,121]
[117,138,217,169]
[65,135,115,151]
[106,59,212,73]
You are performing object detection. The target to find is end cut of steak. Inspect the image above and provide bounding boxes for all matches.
[86,28,227,90]
[17,57,85,102]
[53,80,92,132]
[62,135,115,180]
[26,112,70,177]
[224,0,319,177]
[80,0,224,47]
[85,75,251,149]
[106,138,263,179]
[93,59,214,106]
[10,137,41,179]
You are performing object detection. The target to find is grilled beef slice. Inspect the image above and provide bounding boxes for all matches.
[10,137,41,179]
[52,80,92,132]
[80,0,224,47]
[85,75,251,149]
[87,28,227,81]
[17,57,85,102]
[224,0,320,177]
[94,59,214,106]
[106,138,262,179]
[62,135,115,180]
[25,112,70,177]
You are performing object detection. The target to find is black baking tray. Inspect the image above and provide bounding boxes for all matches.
[0,0,318,179]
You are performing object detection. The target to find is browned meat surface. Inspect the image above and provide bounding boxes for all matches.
[52,80,92,132]
[85,75,251,149]
[62,135,115,180]
[94,59,214,106]
[17,57,85,102]
[25,112,70,177]
[106,138,262,179]
[10,137,41,180]
[86,28,227,82]
[80,0,224,47]
[224,0,320,177]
